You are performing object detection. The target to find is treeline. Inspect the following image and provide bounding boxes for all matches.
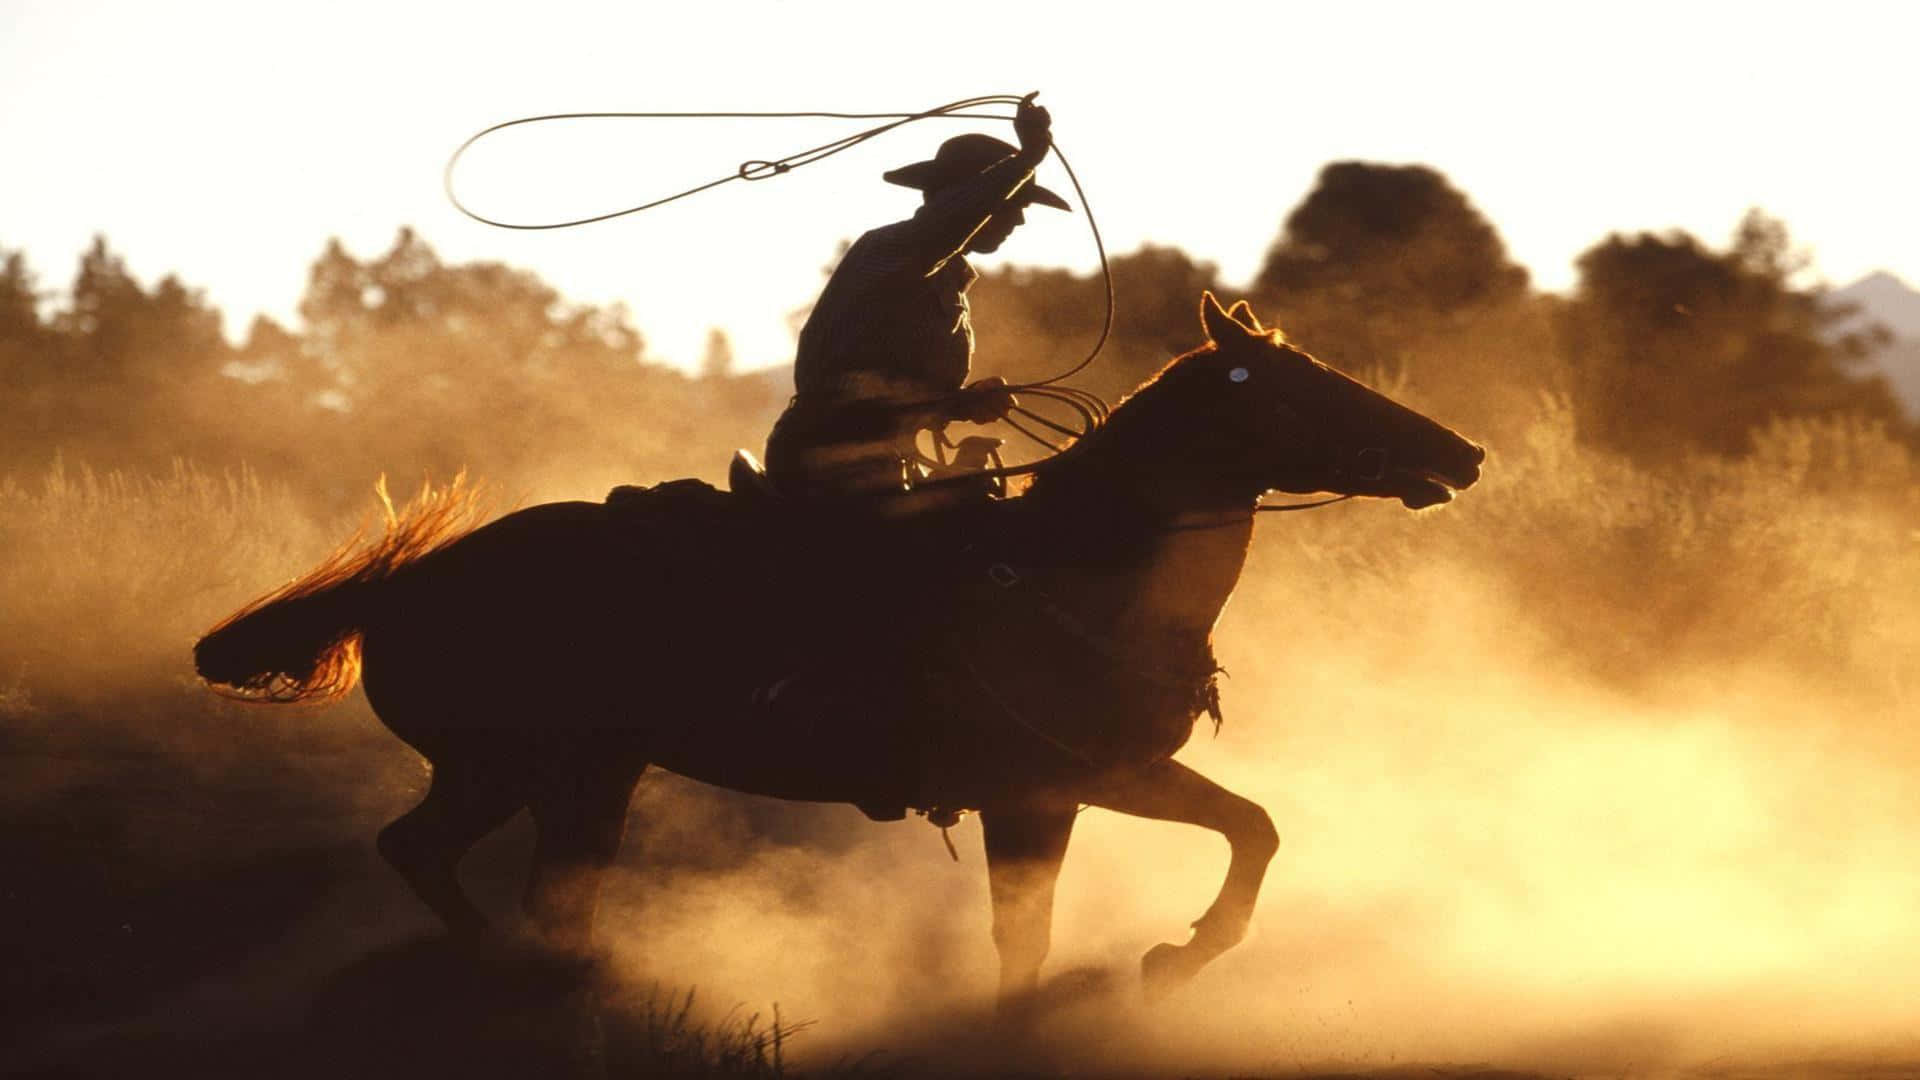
[0,229,783,511]
[2,161,1912,511]
[973,163,1911,462]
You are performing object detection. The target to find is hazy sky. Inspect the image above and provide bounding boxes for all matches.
[2,0,1913,371]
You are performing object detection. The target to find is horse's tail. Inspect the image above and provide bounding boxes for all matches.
[195,475,487,704]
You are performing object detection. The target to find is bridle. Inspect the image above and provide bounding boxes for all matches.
[906,380,1392,524]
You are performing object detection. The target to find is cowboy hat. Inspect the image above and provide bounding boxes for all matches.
[881,134,1070,211]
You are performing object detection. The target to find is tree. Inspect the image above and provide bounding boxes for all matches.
[1254,162,1529,317]
[52,237,229,386]
[0,249,41,344]
[285,227,765,502]
[971,244,1224,404]
[1248,162,1550,437]
[699,328,735,380]
[1558,210,1911,459]
[0,248,54,463]
[0,236,240,470]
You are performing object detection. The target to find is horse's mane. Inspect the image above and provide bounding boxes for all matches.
[1011,324,1311,526]
[1026,337,1231,474]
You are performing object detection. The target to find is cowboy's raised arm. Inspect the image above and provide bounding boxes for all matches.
[903,97,1052,275]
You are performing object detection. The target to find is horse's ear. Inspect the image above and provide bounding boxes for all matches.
[1200,291,1251,344]
[1225,299,1264,332]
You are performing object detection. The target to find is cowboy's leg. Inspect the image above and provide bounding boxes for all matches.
[765,398,916,498]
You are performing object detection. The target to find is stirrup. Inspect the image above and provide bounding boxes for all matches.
[948,435,1003,472]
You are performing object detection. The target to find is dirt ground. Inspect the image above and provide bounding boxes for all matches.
[7,685,1919,1080]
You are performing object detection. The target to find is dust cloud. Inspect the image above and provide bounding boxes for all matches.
[559,411,1920,1076]
[5,216,1919,1075]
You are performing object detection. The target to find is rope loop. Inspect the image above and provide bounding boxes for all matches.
[445,93,1126,474]
[444,96,1031,231]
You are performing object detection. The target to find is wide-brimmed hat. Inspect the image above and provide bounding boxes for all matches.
[881,134,1071,211]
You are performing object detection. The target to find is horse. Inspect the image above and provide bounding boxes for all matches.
[194,292,1484,1007]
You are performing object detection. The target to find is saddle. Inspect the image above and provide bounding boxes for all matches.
[601,452,1001,827]
[602,450,775,528]
[602,452,935,654]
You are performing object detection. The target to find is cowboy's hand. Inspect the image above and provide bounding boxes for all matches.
[1014,93,1052,158]
[957,376,1018,424]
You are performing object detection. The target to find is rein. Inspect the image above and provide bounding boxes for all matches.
[1258,493,1355,513]
[908,404,1369,521]
[1169,493,1356,531]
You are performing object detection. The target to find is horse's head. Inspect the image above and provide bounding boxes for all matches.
[1143,292,1484,509]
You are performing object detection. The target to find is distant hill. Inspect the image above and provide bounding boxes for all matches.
[1831,271,1920,419]
[1833,271,1920,339]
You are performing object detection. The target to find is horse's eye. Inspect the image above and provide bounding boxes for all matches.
[1228,367,1250,383]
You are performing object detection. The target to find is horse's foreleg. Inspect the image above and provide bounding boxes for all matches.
[980,800,1079,1009]
[524,746,647,950]
[1084,758,1279,997]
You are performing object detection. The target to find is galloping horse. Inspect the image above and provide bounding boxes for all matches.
[195,293,1484,1006]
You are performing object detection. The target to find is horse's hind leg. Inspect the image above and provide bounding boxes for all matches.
[523,743,647,950]
[377,749,524,935]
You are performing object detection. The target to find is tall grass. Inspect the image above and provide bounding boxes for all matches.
[611,986,811,1078]
[3,398,1914,709]
[3,397,1916,1072]
[1230,400,1920,702]
[1,457,342,702]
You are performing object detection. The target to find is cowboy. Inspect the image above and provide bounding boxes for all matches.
[763,94,1070,500]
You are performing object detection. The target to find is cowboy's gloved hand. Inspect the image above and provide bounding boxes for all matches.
[956,376,1018,424]
[1014,93,1051,159]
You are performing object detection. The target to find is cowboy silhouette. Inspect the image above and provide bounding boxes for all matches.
[763,94,1069,499]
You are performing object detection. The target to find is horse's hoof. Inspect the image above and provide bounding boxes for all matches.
[1141,942,1199,1001]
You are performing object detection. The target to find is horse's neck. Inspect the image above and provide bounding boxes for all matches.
[1022,463,1257,654]
[1123,515,1255,646]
